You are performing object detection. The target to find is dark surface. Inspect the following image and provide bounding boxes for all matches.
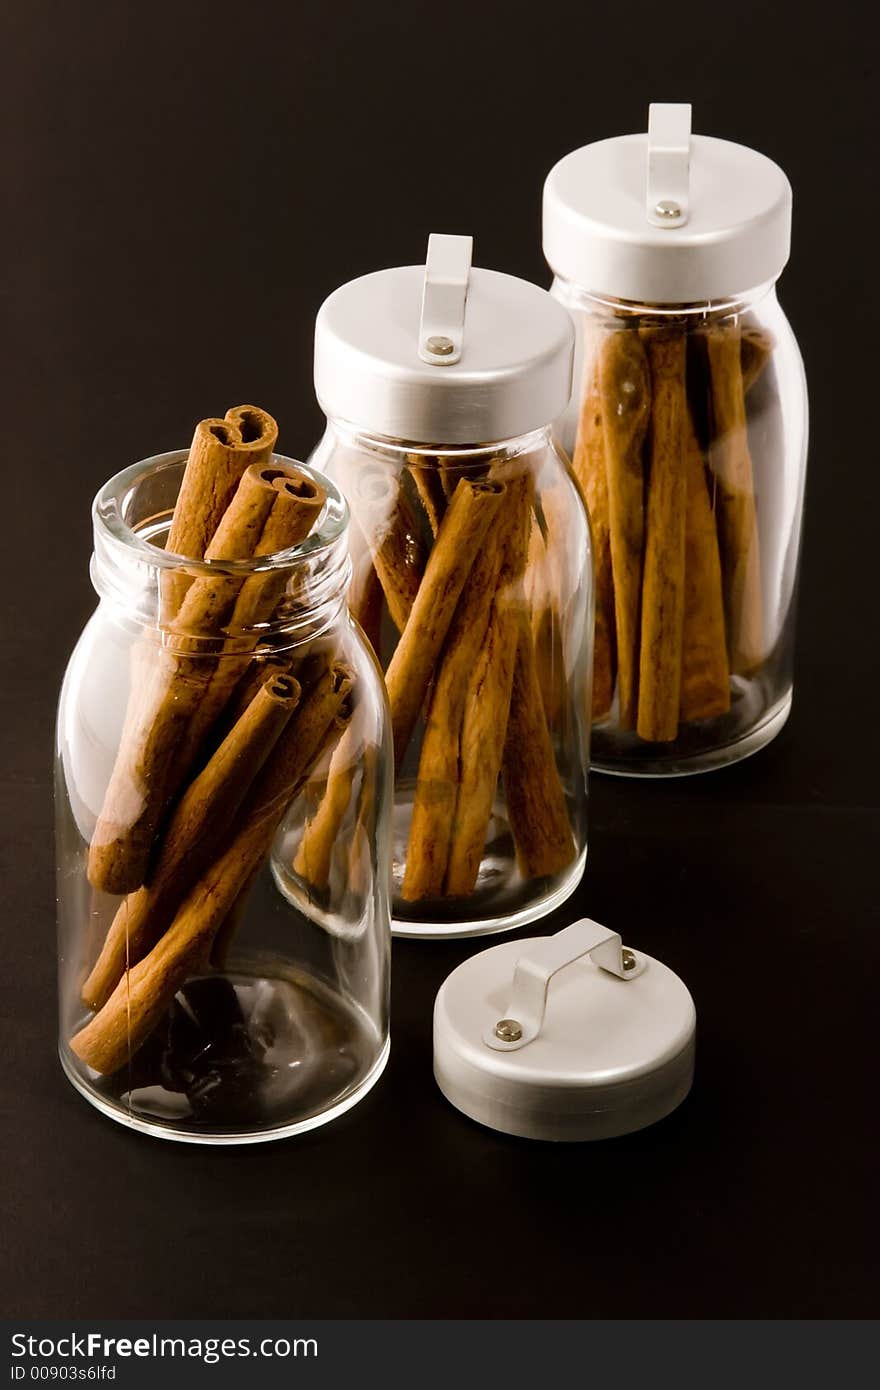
[1,0,877,1319]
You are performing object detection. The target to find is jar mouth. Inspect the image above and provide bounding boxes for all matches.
[92,449,351,640]
[94,449,349,577]
[327,422,551,462]
[553,277,778,319]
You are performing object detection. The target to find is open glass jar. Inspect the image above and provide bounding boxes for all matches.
[545,104,808,774]
[312,236,591,937]
[56,446,391,1142]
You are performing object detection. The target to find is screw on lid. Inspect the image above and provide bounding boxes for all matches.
[433,919,696,1142]
[313,234,575,446]
[543,103,793,304]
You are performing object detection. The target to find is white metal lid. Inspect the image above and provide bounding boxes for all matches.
[543,103,792,303]
[434,919,695,1142]
[314,234,575,445]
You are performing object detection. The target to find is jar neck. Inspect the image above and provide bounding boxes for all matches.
[91,450,352,647]
[324,420,553,468]
[552,275,780,321]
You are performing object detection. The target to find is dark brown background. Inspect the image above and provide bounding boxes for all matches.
[1,0,877,1318]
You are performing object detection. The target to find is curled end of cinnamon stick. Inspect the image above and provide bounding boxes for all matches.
[262,467,327,549]
[271,472,321,503]
[224,404,279,454]
[263,672,300,704]
[330,663,355,704]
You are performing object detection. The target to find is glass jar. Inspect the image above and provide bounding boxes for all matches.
[312,236,591,937]
[56,447,392,1142]
[545,104,808,774]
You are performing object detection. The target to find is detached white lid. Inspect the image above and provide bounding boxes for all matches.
[434,919,695,1142]
[314,234,574,445]
[543,103,792,303]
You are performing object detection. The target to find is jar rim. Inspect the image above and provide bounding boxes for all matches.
[551,276,778,318]
[326,422,552,461]
[93,448,349,578]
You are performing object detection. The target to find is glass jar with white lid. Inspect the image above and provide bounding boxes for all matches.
[545,103,808,775]
[311,235,592,938]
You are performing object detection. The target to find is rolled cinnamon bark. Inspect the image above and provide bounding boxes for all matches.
[385,477,506,769]
[740,323,775,394]
[292,705,358,893]
[401,522,506,901]
[229,471,325,627]
[82,673,301,1011]
[163,405,278,617]
[599,329,651,729]
[407,455,449,536]
[171,462,294,640]
[86,646,207,896]
[705,323,763,674]
[221,648,293,732]
[445,476,530,896]
[502,617,575,878]
[528,596,565,728]
[347,516,384,653]
[523,473,568,731]
[175,467,325,771]
[71,664,353,1075]
[87,462,310,894]
[572,353,616,720]
[352,464,426,633]
[679,410,730,722]
[212,680,354,948]
[637,329,688,743]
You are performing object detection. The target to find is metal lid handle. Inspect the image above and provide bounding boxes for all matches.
[418,233,473,366]
[484,918,646,1052]
[646,102,691,228]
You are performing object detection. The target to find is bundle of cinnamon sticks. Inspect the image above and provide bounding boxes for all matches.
[572,313,773,743]
[322,445,577,904]
[75,407,356,1075]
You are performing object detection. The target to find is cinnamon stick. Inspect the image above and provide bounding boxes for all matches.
[523,480,568,731]
[705,323,764,674]
[740,322,775,394]
[599,329,651,729]
[221,648,293,732]
[407,455,448,536]
[86,636,207,889]
[572,354,616,719]
[175,467,325,770]
[163,405,278,616]
[352,464,426,632]
[71,664,353,1075]
[529,598,565,728]
[171,463,294,639]
[637,329,688,743]
[85,655,206,898]
[502,618,575,878]
[347,516,384,653]
[82,672,301,1011]
[292,705,358,893]
[385,477,505,769]
[498,461,574,877]
[400,522,506,901]
[680,410,730,722]
[445,476,530,896]
[87,462,311,894]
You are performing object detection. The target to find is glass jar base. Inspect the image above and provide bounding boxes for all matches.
[60,966,389,1145]
[391,846,587,940]
[591,689,792,778]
